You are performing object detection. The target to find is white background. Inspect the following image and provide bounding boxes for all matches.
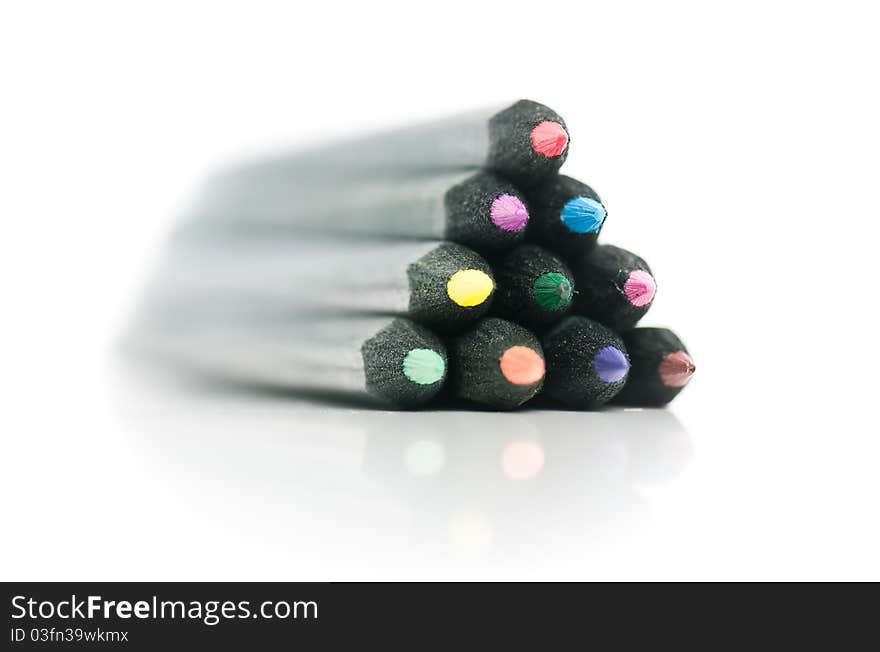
[1,0,878,580]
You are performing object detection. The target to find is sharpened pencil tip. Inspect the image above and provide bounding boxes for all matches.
[593,346,630,384]
[446,269,494,308]
[490,193,529,232]
[623,270,656,307]
[659,350,695,388]
[499,346,545,385]
[532,272,573,311]
[402,348,446,385]
[560,196,606,234]
[530,121,569,158]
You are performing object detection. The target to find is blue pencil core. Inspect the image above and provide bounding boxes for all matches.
[560,196,606,234]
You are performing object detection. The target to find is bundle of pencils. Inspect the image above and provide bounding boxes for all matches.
[132,99,695,410]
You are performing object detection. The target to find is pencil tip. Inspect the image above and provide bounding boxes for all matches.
[500,345,545,385]
[446,269,494,308]
[593,346,630,383]
[530,120,569,158]
[659,350,695,388]
[560,196,606,234]
[623,270,656,307]
[490,193,529,232]
[533,272,573,311]
[402,348,446,385]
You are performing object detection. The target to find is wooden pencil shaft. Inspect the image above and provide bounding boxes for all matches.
[189,169,474,240]
[151,240,442,315]
[188,166,529,254]
[128,313,447,407]
[146,239,493,332]
[212,106,497,186]
[130,315,376,393]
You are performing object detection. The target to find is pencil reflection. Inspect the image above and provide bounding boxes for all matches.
[116,367,691,575]
[359,409,691,556]
[500,440,545,480]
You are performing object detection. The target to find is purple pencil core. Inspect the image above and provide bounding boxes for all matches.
[593,346,630,383]
[490,194,529,232]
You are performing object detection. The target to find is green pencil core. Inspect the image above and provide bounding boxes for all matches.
[533,272,573,311]
[402,348,446,385]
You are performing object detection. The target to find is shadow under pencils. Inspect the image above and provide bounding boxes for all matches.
[164,367,693,415]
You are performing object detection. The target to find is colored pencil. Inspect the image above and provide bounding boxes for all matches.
[525,175,607,257]
[490,244,575,331]
[447,318,545,410]
[187,169,531,255]
[149,239,495,333]
[541,316,630,409]
[570,244,656,331]
[612,328,695,407]
[210,98,568,188]
[127,313,448,409]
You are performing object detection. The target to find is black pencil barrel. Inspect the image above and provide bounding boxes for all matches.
[490,244,575,331]
[447,318,545,410]
[525,175,606,258]
[541,316,630,409]
[570,244,656,332]
[611,328,695,407]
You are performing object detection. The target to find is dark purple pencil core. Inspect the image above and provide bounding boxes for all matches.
[593,346,630,383]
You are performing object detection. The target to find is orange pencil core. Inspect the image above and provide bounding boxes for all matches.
[499,346,545,385]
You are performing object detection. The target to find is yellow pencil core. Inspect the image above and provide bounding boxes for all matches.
[446,269,494,307]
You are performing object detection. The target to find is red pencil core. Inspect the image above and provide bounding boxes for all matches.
[530,121,568,157]
[659,350,696,388]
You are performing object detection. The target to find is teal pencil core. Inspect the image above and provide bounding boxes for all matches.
[402,348,446,385]
[533,272,573,311]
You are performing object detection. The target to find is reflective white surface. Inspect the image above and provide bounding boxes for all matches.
[109,367,694,580]
[4,355,877,581]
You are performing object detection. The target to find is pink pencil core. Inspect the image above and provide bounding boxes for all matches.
[490,194,529,232]
[530,121,569,158]
[624,270,656,307]
[659,351,696,388]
